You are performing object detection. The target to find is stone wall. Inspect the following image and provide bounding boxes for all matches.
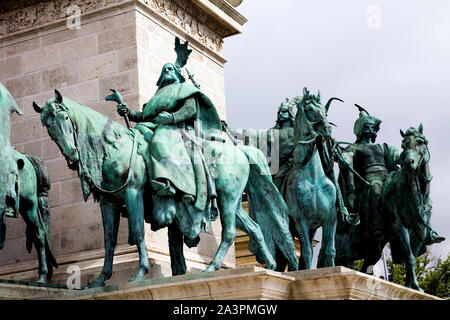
[0,0,246,286]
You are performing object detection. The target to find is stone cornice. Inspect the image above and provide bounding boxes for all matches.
[0,0,129,38]
[200,0,247,31]
[0,0,246,40]
[0,0,246,56]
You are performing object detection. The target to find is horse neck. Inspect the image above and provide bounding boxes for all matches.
[70,101,130,181]
[399,164,424,215]
[74,104,127,151]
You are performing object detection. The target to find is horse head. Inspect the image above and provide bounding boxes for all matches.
[400,124,429,172]
[33,90,79,169]
[295,87,343,139]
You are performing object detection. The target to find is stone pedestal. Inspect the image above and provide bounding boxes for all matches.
[5,266,437,300]
[0,0,246,286]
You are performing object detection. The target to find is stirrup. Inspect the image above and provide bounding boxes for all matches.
[151,180,176,196]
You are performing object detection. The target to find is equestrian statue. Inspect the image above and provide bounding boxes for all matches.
[33,37,298,287]
[282,88,358,270]
[334,105,444,290]
[0,83,57,283]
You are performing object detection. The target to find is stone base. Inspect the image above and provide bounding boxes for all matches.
[13,266,438,300]
[0,242,234,287]
[0,280,71,300]
[285,267,440,300]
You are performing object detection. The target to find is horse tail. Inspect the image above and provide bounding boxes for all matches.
[239,145,299,271]
[25,155,58,279]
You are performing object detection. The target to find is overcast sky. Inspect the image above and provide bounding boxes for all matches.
[223,0,450,261]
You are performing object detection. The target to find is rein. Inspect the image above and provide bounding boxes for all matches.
[71,117,138,195]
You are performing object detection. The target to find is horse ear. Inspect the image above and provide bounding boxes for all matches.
[400,129,405,138]
[317,90,321,100]
[32,101,42,113]
[418,123,423,134]
[303,87,308,96]
[55,89,63,104]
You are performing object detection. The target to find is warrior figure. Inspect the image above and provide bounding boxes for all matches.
[337,105,399,242]
[337,105,443,247]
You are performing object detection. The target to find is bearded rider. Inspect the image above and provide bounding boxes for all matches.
[116,51,223,230]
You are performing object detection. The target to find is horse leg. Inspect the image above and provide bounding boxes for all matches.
[235,206,277,270]
[292,215,313,270]
[126,188,150,282]
[396,226,422,291]
[90,201,121,288]
[168,222,187,276]
[20,203,48,283]
[204,194,238,273]
[318,210,337,268]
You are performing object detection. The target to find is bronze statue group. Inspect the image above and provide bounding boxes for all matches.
[0,37,444,292]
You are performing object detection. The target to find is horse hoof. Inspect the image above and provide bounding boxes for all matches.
[36,275,47,284]
[129,271,147,283]
[203,265,217,273]
[89,278,106,288]
[265,260,277,271]
[410,284,424,292]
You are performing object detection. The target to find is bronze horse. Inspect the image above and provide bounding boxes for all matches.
[0,83,57,282]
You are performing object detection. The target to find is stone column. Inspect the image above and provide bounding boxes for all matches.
[0,0,246,286]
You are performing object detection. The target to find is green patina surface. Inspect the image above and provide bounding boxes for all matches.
[0,83,57,283]
[33,37,298,288]
[335,106,445,291]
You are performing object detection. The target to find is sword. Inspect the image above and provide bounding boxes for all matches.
[105,89,131,129]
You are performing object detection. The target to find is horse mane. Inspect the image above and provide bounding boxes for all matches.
[43,96,130,201]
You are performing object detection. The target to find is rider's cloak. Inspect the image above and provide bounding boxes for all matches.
[141,82,222,211]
